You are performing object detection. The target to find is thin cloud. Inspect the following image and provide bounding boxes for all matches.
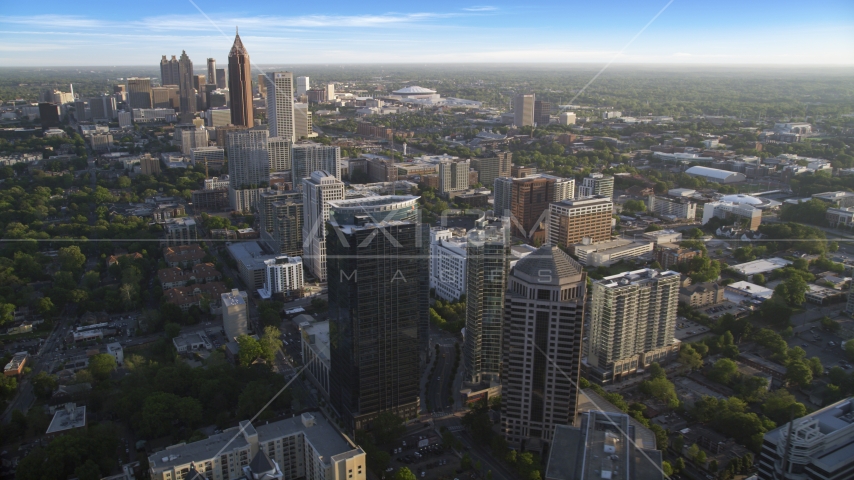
[132,12,460,31]
[0,15,105,28]
[463,6,498,12]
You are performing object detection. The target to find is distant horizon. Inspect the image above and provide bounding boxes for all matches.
[1,0,852,66]
[3,63,854,70]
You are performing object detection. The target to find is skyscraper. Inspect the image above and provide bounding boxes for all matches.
[327,196,429,430]
[296,76,310,97]
[534,100,551,126]
[206,58,216,88]
[266,72,295,140]
[215,68,227,89]
[160,55,179,86]
[463,219,510,385]
[294,103,316,139]
[228,29,254,127]
[89,94,117,121]
[292,143,341,181]
[177,51,196,120]
[227,129,270,211]
[494,174,575,241]
[152,86,180,109]
[587,269,680,384]
[501,245,586,451]
[514,94,535,127]
[302,171,345,281]
[126,78,153,109]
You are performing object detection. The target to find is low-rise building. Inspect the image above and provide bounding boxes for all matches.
[173,332,212,353]
[653,243,700,270]
[572,238,653,267]
[148,413,366,480]
[546,411,663,480]
[163,282,230,311]
[157,263,221,289]
[46,403,86,436]
[702,200,762,230]
[163,244,206,267]
[637,229,683,244]
[758,397,854,480]
[730,257,792,282]
[679,282,725,307]
[725,281,774,303]
[805,284,847,305]
[826,207,854,228]
[3,352,28,376]
[812,191,854,208]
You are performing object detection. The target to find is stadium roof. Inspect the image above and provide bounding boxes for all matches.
[685,166,738,180]
[393,86,436,94]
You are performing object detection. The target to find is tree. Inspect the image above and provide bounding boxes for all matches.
[371,412,406,445]
[259,326,283,362]
[763,389,806,424]
[673,457,685,473]
[821,316,842,333]
[36,297,56,317]
[709,358,739,385]
[622,199,646,213]
[58,245,86,272]
[74,459,102,480]
[786,360,814,388]
[647,362,666,380]
[808,356,824,376]
[236,335,263,367]
[845,340,854,361]
[708,459,718,473]
[696,450,707,465]
[662,461,673,477]
[395,467,417,480]
[687,443,700,460]
[650,424,668,451]
[31,372,57,400]
[640,377,679,408]
[88,353,116,381]
[165,322,181,340]
[753,273,766,285]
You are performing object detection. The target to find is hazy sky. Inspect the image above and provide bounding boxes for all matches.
[1,0,853,66]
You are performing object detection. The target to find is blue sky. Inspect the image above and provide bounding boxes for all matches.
[1,0,853,66]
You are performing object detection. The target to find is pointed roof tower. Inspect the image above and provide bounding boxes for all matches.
[229,28,248,57]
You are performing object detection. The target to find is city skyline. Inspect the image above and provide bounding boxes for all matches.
[0,1,852,66]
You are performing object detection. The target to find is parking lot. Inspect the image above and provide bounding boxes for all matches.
[789,326,852,373]
[674,319,711,341]
[385,432,466,480]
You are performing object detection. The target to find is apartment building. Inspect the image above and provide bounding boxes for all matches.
[429,229,468,302]
[577,173,614,200]
[587,269,680,384]
[647,195,697,220]
[495,174,574,241]
[470,152,512,188]
[148,413,365,480]
[678,282,725,307]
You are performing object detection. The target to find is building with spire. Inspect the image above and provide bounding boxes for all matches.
[177,51,195,121]
[228,29,254,128]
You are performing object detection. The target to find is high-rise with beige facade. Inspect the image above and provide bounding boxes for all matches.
[547,195,613,248]
[495,174,574,241]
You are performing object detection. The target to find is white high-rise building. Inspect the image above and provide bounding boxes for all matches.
[302,171,345,281]
[266,72,295,141]
[587,269,680,384]
[429,229,467,302]
[268,137,292,173]
[577,173,614,200]
[326,83,335,101]
[259,255,304,299]
[292,143,341,181]
[227,130,270,212]
[181,127,209,156]
[296,76,310,97]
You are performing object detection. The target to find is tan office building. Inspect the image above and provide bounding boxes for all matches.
[547,195,613,248]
